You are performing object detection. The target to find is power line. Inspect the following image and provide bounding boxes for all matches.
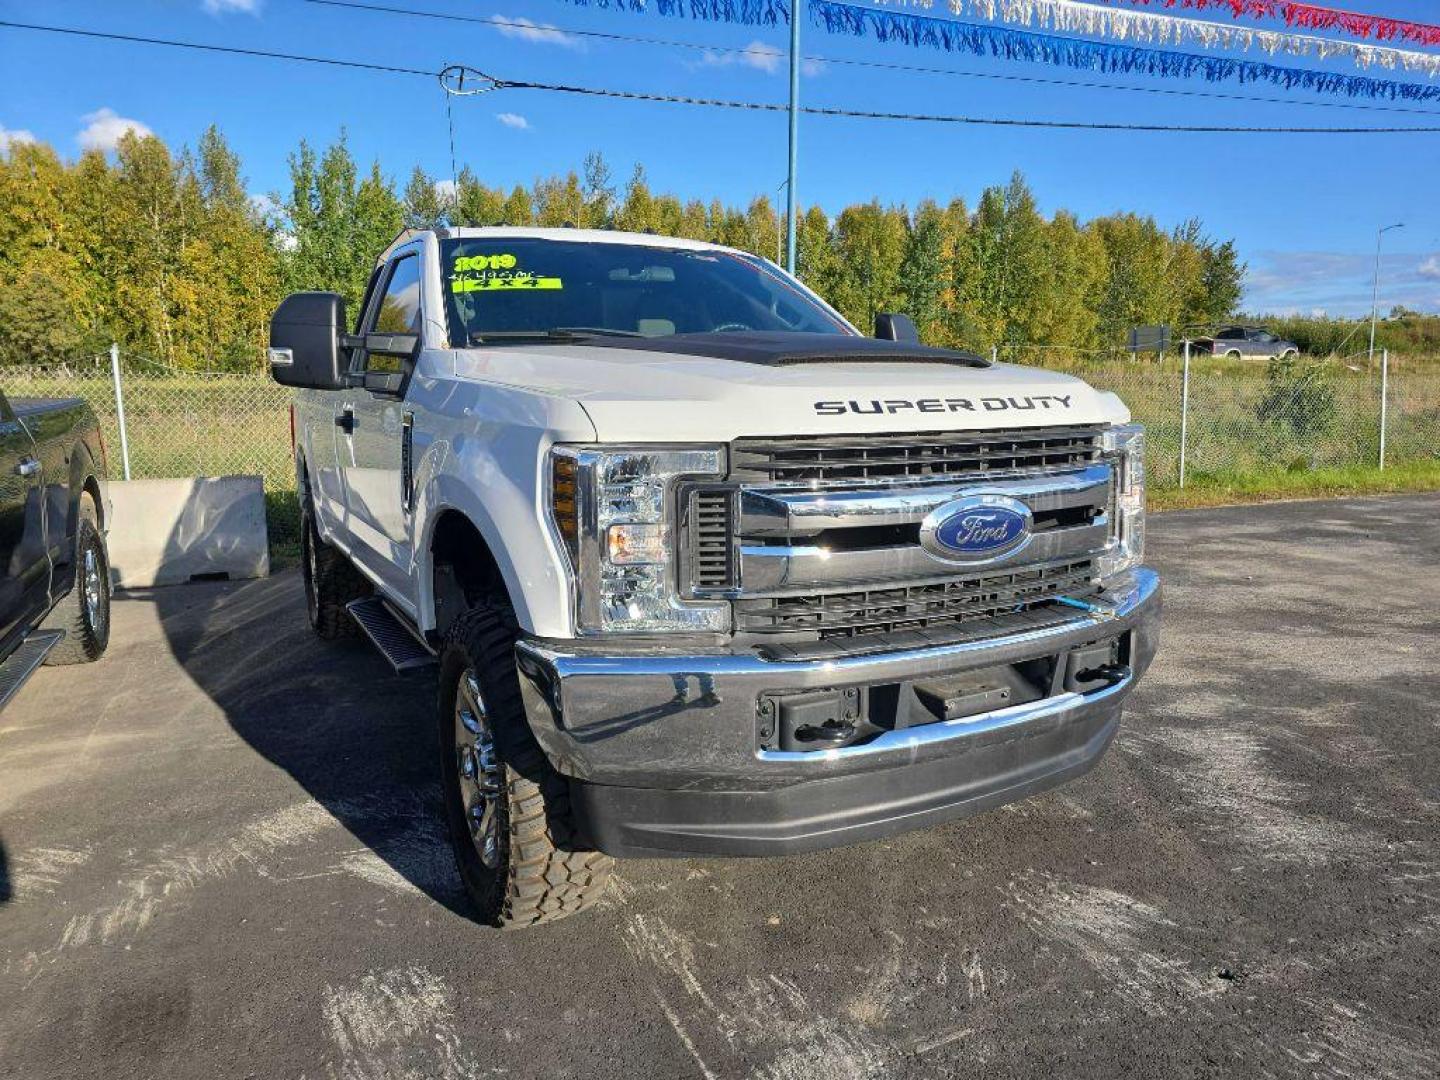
[442,67,1440,133]
[3,20,1438,134]
[0,19,434,76]
[303,0,1440,118]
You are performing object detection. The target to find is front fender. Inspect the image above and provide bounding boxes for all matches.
[407,362,596,638]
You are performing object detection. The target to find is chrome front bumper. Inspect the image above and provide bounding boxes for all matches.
[515,567,1160,857]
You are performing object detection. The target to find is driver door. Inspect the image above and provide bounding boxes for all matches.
[0,392,49,650]
[336,251,423,600]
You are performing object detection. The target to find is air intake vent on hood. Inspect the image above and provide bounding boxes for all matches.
[564,331,991,368]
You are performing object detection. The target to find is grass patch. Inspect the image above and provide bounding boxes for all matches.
[1150,461,1440,511]
[266,489,302,570]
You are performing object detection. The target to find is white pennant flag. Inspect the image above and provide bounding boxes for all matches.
[860,0,1440,78]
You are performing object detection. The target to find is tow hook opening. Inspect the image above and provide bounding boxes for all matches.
[757,632,1134,753]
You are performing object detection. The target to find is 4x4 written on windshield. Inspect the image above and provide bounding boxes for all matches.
[451,252,563,293]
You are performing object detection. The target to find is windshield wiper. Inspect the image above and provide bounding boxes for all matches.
[470,327,645,345]
[550,327,645,338]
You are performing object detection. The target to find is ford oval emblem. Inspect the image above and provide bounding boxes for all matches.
[920,495,1033,563]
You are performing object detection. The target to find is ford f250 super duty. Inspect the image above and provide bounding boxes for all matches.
[0,387,111,709]
[268,228,1160,928]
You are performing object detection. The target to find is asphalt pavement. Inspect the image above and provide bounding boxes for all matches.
[1,495,1437,1080]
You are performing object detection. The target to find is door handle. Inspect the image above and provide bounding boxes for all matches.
[335,411,356,434]
[15,458,40,478]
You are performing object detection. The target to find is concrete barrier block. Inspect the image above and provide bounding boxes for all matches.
[107,476,270,589]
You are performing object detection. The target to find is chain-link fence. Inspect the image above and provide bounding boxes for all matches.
[4,352,296,493]
[3,346,1438,499]
[1003,346,1440,486]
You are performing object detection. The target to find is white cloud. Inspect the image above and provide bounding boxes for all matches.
[248,192,281,220]
[696,41,824,77]
[0,125,36,152]
[77,108,153,152]
[433,179,458,201]
[1243,249,1440,317]
[494,16,583,50]
[701,40,783,74]
[203,0,262,14]
[495,113,530,131]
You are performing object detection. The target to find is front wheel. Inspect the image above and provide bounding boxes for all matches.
[300,502,369,639]
[439,603,613,928]
[43,491,111,665]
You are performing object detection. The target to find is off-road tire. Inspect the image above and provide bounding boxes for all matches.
[301,502,370,640]
[43,492,110,665]
[439,602,613,928]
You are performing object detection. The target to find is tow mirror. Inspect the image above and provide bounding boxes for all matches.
[874,312,920,344]
[353,333,420,396]
[269,292,348,391]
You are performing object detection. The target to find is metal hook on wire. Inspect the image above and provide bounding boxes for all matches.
[440,64,506,97]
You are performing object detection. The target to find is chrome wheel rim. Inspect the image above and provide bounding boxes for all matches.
[454,669,502,869]
[83,543,106,639]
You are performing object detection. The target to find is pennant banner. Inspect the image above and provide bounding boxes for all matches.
[901,1,1440,77]
[555,0,790,24]
[809,0,1440,100]
[555,0,1440,49]
[1104,2,1440,49]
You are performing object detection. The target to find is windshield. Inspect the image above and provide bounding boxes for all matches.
[439,238,853,345]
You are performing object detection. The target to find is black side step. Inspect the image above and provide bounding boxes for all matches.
[346,597,437,673]
[0,630,64,711]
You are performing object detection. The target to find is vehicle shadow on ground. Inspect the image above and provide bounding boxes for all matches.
[146,568,472,918]
[0,839,11,904]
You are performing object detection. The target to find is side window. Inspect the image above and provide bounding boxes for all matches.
[361,255,422,374]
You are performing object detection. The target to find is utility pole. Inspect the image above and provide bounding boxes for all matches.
[786,0,801,274]
[1370,222,1404,366]
[775,179,789,266]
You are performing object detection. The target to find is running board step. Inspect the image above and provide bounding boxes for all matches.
[346,597,436,673]
[0,630,64,711]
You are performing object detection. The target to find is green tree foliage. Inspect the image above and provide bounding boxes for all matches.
[0,132,1248,369]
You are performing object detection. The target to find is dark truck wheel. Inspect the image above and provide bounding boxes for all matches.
[301,503,370,639]
[43,491,111,665]
[439,603,613,928]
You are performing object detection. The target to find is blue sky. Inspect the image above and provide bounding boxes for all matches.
[2,0,1438,316]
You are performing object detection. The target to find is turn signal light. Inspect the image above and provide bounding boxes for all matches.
[552,454,579,565]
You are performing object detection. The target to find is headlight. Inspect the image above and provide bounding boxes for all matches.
[1098,423,1145,579]
[549,445,729,634]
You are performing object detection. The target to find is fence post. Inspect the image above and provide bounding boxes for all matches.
[1379,348,1389,470]
[109,343,132,481]
[991,344,999,365]
[1179,340,1191,488]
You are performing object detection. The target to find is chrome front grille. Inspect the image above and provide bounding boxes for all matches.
[734,559,1099,639]
[684,427,1117,643]
[731,425,1104,486]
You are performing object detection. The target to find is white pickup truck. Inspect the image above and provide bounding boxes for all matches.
[268,227,1159,928]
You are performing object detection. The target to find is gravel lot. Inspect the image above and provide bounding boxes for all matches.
[2,495,1437,1080]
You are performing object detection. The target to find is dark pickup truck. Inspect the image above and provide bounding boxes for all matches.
[0,387,112,708]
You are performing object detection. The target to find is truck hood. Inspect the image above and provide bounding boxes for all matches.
[447,339,1128,442]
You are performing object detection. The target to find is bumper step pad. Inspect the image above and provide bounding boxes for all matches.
[346,597,436,673]
[0,630,63,711]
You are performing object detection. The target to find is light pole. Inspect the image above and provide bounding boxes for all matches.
[785,0,801,274]
[775,178,789,267]
[1370,222,1404,366]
